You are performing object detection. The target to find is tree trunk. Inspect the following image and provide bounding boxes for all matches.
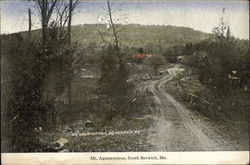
[41,2,47,49]
[37,0,58,51]
[67,0,73,113]
[28,9,31,39]
[68,0,72,44]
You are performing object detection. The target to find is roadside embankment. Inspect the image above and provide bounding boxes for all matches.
[164,66,249,151]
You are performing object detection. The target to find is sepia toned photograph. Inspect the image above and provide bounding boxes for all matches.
[1,0,249,164]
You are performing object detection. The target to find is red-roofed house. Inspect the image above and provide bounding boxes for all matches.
[133,53,145,63]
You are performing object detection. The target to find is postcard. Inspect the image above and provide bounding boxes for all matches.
[1,0,249,164]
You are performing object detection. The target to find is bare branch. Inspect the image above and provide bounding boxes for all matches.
[72,0,79,11]
[57,3,69,27]
[63,15,70,27]
[98,30,112,46]
[99,5,109,12]
[106,0,119,48]
[47,0,58,23]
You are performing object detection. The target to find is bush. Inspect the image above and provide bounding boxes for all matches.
[97,46,134,120]
[146,55,166,75]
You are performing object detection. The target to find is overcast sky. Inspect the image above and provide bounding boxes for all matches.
[1,1,249,39]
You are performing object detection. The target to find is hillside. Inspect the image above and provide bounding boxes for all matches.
[71,24,209,48]
[1,24,209,49]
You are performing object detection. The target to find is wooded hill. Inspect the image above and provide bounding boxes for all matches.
[2,24,209,49]
[71,24,209,47]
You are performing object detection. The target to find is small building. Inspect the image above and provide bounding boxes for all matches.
[133,53,145,64]
[133,47,145,64]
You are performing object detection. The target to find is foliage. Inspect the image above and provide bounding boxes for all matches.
[1,20,79,151]
[97,46,133,120]
[163,45,184,63]
[1,33,47,151]
[182,36,249,95]
[182,8,249,94]
[147,55,166,75]
[176,11,248,94]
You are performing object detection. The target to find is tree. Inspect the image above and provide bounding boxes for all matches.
[97,0,132,120]
[212,8,230,39]
[98,0,127,82]
[97,46,133,120]
[147,55,165,75]
[1,32,47,151]
[98,0,123,64]
[36,0,79,116]
[2,0,61,151]
[163,45,183,63]
[1,0,81,152]
[2,0,60,151]
[35,0,58,49]
[53,0,79,116]
[97,47,118,97]
[182,8,248,95]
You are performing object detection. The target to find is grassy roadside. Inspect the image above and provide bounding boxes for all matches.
[38,115,154,152]
[164,69,249,151]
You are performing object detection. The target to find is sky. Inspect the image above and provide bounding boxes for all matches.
[1,0,249,39]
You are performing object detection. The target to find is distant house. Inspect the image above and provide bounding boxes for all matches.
[133,48,146,64]
[133,53,145,64]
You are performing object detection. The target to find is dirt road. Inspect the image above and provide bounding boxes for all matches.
[145,64,234,151]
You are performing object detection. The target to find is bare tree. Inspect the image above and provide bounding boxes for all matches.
[212,8,230,39]
[54,0,79,34]
[98,0,123,64]
[34,0,79,116]
[107,0,119,48]
[35,0,58,48]
[97,0,131,120]
[56,2,69,29]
